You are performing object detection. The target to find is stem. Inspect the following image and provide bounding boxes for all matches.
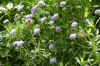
[96,17,100,25]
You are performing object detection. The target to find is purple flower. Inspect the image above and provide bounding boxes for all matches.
[50,57,56,64]
[37,1,45,6]
[71,21,78,27]
[94,9,100,14]
[69,34,77,40]
[17,40,24,47]
[56,26,61,32]
[51,13,59,21]
[34,28,40,35]
[31,5,38,15]
[60,1,67,7]
[17,5,24,11]
[13,40,24,48]
[26,14,33,19]
[10,29,16,35]
[3,19,9,24]
[49,20,55,25]
[49,44,54,49]
[41,17,46,24]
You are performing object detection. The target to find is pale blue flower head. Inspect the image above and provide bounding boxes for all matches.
[10,29,16,35]
[34,28,40,35]
[60,1,67,7]
[71,21,78,27]
[49,20,55,25]
[37,1,45,6]
[31,5,38,15]
[94,9,100,14]
[50,57,56,64]
[56,26,61,32]
[13,40,24,48]
[41,17,46,24]
[26,14,33,19]
[69,34,77,40]
[49,44,54,49]
[51,13,59,21]
[17,5,24,11]
[17,40,24,47]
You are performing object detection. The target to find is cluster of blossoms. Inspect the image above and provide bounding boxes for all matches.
[13,40,24,48]
[49,43,56,64]
[6,0,86,64]
[49,13,59,25]
[32,2,66,63]
[25,14,33,22]
[69,21,78,40]
[31,1,45,15]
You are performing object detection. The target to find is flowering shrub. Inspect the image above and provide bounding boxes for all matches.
[0,0,100,66]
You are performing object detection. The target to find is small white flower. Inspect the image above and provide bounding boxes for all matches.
[3,19,9,24]
[13,40,24,47]
[94,9,100,14]
[7,3,13,9]
[0,7,7,11]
